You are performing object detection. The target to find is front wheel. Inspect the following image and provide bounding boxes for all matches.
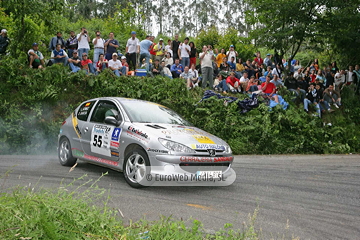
[123,148,150,188]
[58,137,77,166]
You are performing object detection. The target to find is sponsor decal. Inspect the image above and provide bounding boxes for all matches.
[72,148,84,157]
[111,150,120,157]
[161,128,210,136]
[85,102,91,107]
[110,141,120,147]
[111,128,121,141]
[192,135,215,144]
[127,126,149,139]
[91,125,113,157]
[147,148,169,154]
[190,144,225,150]
[180,156,233,163]
[73,148,119,166]
[72,112,81,138]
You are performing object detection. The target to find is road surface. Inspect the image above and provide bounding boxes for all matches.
[1,154,359,239]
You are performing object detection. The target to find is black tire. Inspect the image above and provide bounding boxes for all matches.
[123,147,150,188]
[58,137,77,166]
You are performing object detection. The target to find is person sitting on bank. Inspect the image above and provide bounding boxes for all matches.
[96,53,108,74]
[68,50,81,73]
[28,43,45,69]
[50,44,68,66]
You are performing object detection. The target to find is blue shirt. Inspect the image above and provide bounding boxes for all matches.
[228,61,236,71]
[170,63,184,73]
[140,39,153,54]
[53,49,66,57]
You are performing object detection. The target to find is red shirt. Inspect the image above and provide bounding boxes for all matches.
[81,59,92,68]
[149,43,156,56]
[96,60,108,70]
[261,82,276,94]
[254,57,263,66]
[226,76,240,87]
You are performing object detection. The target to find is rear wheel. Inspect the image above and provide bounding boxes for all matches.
[123,148,150,188]
[58,137,77,166]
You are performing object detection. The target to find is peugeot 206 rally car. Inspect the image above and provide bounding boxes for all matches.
[58,97,235,187]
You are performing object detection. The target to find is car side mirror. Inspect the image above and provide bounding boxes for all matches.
[104,116,121,126]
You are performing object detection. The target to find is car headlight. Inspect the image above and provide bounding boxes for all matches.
[158,138,196,153]
[225,145,232,154]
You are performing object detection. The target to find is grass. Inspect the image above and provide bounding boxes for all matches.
[0,173,259,240]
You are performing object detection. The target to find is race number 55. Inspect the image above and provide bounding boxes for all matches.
[93,135,102,147]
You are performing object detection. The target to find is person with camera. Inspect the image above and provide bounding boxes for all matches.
[77,27,90,60]
[104,32,119,61]
[226,45,238,63]
[199,45,215,88]
[92,31,105,66]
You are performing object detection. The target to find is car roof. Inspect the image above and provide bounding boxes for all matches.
[85,97,152,104]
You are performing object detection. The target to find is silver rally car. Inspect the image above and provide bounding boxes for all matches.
[58,97,234,187]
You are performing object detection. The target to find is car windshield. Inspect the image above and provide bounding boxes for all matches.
[120,100,191,126]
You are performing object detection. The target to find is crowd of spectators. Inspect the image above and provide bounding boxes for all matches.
[22,29,360,116]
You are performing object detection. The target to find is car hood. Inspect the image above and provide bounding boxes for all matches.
[134,123,228,150]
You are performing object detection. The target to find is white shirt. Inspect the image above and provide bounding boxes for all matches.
[240,76,249,83]
[347,72,353,82]
[200,52,213,68]
[126,37,140,53]
[272,67,281,77]
[226,50,237,62]
[189,69,199,79]
[179,43,191,58]
[163,66,171,76]
[294,71,303,80]
[165,44,173,57]
[163,57,173,66]
[77,33,90,49]
[108,59,123,69]
[28,49,44,60]
[334,73,345,85]
[92,38,105,48]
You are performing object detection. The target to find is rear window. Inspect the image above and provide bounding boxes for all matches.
[77,101,95,121]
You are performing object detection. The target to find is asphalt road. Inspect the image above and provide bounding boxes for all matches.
[1,154,360,239]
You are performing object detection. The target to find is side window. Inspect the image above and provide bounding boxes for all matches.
[90,100,122,123]
[77,101,95,121]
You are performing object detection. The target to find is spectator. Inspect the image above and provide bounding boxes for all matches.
[294,68,304,81]
[0,29,10,56]
[104,32,119,60]
[324,67,334,87]
[150,59,162,76]
[254,52,263,66]
[228,56,236,72]
[50,43,68,66]
[315,69,326,84]
[163,52,173,69]
[125,31,140,71]
[80,53,95,74]
[284,72,302,100]
[96,53,108,74]
[314,78,325,90]
[310,69,316,83]
[28,43,45,69]
[139,35,153,72]
[226,45,238,62]
[272,63,282,79]
[170,58,184,78]
[226,72,241,93]
[323,85,341,108]
[171,34,181,61]
[331,61,339,74]
[261,75,279,103]
[108,53,126,76]
[316,84,333,114]
[270,75,284,88]
[244,60,254,77]
[293,60,302,72]
[304,83,321,117]
[219,57,230,72]
[239,72,249,93]
[263,53,272,67]
[160,60,172,79]
[181,66,194,89]
[345,66,357,86]
[66,31,78,58]
[199,45,215,88]
[68,50,82,73]
[189,63,199,84]
[334,69,345,91]
[264,66,273,79]
[49,32,65,51]
[153,38,165,61]
[77,28,90,60]
[314,59,319,71]
[216,48,226,68]
[297,76,309,100]
[92,31,105,66]
[214,74,226,93]
[235,58,245,78]
[189,42,197,67]
[165,39,173,57]
[120,56,129,75]
[246,76,260,93]
[178,37,191,68]
[304,70,311,83]
[149,36,156,62]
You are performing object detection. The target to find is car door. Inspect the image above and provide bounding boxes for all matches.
[80,100,123,163]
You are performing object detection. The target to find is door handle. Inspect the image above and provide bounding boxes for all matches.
[84,127,89,133]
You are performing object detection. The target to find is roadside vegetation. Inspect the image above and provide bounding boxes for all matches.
[0,173,259,239]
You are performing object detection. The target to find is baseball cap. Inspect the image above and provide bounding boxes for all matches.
[1,29,7,33]
[32,43,38,46]
[230,45,234,47]
[73,50,78,53]
[159,38,163,41]
[266,53,271,56]
[131,31,136,34]
[121,56,126,60]
[112,52,118,57]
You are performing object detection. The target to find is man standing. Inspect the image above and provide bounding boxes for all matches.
[0,29,10,56]
[199,45,215,88]
[66,31,78,58]
[49,32,65,51]
[139,35,153,71]
[178,37,191,68]
[153,38,165,61]
[28,43,45,69]
[108,53,126,77]
[254,52,263,66]
[171,34,180,61]
[226,45,238,63]
[92,31,105,66]
[77,27,90,60]
[125,31,140,70]
[50,44,68,66]
[216,49,226,68]
[104,32,119,60]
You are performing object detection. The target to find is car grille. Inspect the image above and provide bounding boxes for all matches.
[179,162,230,173]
